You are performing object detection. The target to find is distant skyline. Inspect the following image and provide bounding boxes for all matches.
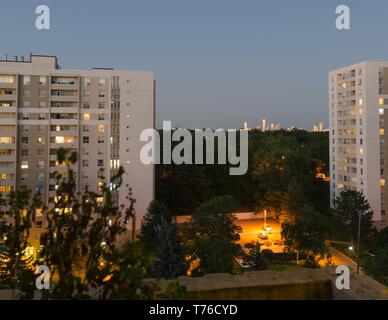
[2,0,388,129]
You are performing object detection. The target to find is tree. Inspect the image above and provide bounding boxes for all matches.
[281,205,329,268]
[149,217,187,279]
[364,247,388,286]
[245,242,268,270]
[189,196,241,274]
[332,190,375,248]
[140,201,172,252]
[38,148,155,299]
[0,189,42,298]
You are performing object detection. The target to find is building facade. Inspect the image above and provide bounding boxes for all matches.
[329,61,388,229]
[0,54,155,249]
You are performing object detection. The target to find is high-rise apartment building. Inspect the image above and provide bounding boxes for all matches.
[329,61,388,229]
[0,54,155,249]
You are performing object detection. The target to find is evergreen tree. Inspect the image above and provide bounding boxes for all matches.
[140,200,171,252]
[149,217,186,279]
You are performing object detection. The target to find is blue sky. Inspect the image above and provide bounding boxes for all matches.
[1,0,388,129]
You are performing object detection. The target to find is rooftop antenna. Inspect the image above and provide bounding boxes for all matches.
[14,56,18,61]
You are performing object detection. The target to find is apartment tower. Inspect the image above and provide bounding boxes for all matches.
[329,61,388,229]
[0,54,155,251]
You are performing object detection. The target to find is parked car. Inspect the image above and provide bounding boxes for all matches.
[258,231,268,240]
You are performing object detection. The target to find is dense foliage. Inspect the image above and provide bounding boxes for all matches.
[156,130,329,217]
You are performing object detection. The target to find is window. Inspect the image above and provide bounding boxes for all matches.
[39,76,46,85]
[21,173,28,182]
[21,161,28,169]
[39,101,46,108]
[83,136,89,144]
[84,91,90,97]
[0,75,14,83]
[21,149,28,156]
[82,160,89,167]
[98,114,105,120]
[21,101,30,108]
[98,124,105,133]
[39,90,46,97]
[37,137,44,144]
[37,160,44,169]
[0,136,14,144]
[98,137,104,144]
[37,148,44,156]
[380,108,384,115]
[83,102,90,109]
[381,179,386,186]
[83,77,91,86]
[82,171,88,179]
[380,129,385,135]
[98,91,105,98]
[38,113,46,120]
[23,75,30,85]
[21,137,28,144]
[37,173,44,181]
[83,113,90,121]
[22,89,30,97]
[97,160,104,167]
[83,125,90,132]
[98,102,105,109]
[99,78,106,86]
[36,185,44,193]
[358,98,363,106]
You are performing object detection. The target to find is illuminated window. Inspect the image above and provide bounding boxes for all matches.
[379,108,384,115]
[360,148,364,155]
[381,179,386,186]
[55,136,64,144]
[358,99,363,106]
[98,124,105,133]
[380,129,385,135]
[99,78,106,86]
[39,76,46,85]
[21,161,28,169]
[0,75,14,83]
[83,113,90,121]
[379,98,384,105]
[342,83,347,89]
[0,185,12,192]
[0,136,14,144]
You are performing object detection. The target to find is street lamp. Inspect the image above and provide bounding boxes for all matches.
[356,212,361,275]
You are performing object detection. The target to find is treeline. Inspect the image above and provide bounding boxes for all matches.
[156,129,329,217]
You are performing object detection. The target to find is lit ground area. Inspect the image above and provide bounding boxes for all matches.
[236,218,284,253]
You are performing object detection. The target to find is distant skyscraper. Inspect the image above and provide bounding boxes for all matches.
[319,122,324,132]
[243,121,249,130]
[261,118,266,132]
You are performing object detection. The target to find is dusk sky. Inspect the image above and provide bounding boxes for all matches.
[1,0,388,129]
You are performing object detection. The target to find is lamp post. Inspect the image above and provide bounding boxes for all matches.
[356,212,361,275]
